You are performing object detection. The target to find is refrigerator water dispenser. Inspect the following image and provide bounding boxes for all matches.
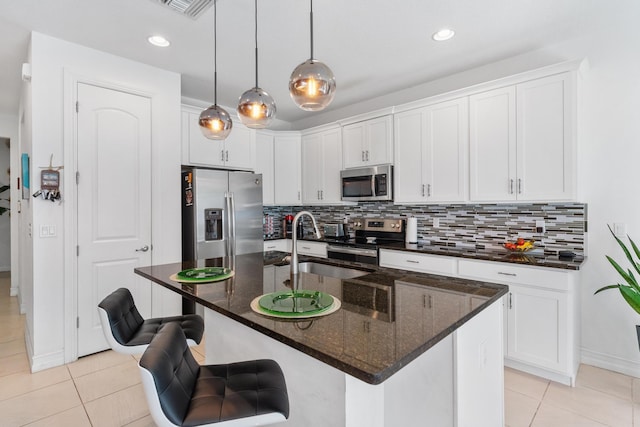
[204,208,223,241]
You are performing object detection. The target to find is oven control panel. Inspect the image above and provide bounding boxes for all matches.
[352,218,404,233]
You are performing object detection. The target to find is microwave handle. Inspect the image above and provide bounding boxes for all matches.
[371,175,376,197]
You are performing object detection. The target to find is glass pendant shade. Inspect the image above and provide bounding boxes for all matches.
[199,104,233,140]
[198,0,232,141]
[289,58,336,111]
[237,87,277,128]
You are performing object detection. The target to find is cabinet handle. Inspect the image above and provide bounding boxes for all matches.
[509,293,513,309]
[317,190,320,200]
[220,150,225,162]
[225,150,229,162]
[518,178,522,194]
[427,184,431,197]
[422,295,426,308]
[302,246,311,250]
[320,190,323,200]
[509,179,514,194]
[406,259,420,264]
[366,150,370,161]
[429,295,433,309]
[422,184,426,197]
[362,151,365,162]
[498,271,517,276]
[266,245,276,249]
[297,191,300,201]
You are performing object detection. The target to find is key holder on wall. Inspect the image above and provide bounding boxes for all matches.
[32,154,63,203]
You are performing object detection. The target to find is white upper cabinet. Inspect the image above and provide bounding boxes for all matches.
[342,115,393,168]
[274,133,302,205]
[302,127,343,205]
[394,98,468,203]
[469,87,517,201]
[469,72,576,202]
[516,73,575,201]
[182,108,255,170]
[255,131,274,205]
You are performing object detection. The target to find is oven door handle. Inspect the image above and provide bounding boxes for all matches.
[327,245,377,257]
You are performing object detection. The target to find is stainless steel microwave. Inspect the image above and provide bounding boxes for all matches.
[340,165,393,202]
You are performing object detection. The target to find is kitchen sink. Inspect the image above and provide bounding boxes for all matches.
[296,262,370,280]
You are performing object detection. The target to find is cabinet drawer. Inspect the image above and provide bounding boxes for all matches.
[458,259,571,291]
[297,241,328,258]
[264,240,288,253]
[379,249,457,276]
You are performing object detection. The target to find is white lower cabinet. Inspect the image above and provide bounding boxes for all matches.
[381,249,579,386]
[458,259,579,385]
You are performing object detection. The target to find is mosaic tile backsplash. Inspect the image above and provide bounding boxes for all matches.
[263,202,587,256]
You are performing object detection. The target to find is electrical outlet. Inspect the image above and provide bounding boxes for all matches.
[535,220,546,234]
[433,218,440,228]
[614,223,627,237]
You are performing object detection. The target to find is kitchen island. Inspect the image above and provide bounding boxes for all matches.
[135,252,508,426]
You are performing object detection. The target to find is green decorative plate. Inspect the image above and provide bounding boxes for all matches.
[258,290,334,316]
[170,267,234,283]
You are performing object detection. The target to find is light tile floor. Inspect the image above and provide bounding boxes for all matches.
[1,274,639,426]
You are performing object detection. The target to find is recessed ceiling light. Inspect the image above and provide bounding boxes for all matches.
[148,35,171,47]
[432,28,455,41]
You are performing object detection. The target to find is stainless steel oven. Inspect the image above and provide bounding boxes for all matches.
[340,165,393,202]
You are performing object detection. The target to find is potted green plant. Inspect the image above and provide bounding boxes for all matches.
[594,225,640,348]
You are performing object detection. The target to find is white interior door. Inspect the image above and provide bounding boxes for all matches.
[76,83,152,356]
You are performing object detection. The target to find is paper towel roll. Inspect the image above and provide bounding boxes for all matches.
[406,217,418,243]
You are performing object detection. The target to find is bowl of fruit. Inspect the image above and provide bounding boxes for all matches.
[503,238,535,252]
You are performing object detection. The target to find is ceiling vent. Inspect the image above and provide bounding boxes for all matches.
[153,0,213,19]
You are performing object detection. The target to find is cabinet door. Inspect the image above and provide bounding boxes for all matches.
[301,133,322,204]
[516,73,574,201]
[187,112,225,167]
[393,109,424,203]
[507,285,567,372]
[342,122,366,169]
[319,128,343,204]
[223,124,255,170]
[424,98,468,202]
[255,132,274,205]
[469,87,516,201]
[367,115,393,166]
[274,134,302,205]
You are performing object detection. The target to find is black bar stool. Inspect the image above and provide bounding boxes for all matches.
[139,322,290,427]
[98,287,204,354]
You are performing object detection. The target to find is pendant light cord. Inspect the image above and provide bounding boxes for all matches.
[254,0,259,88]
[309,0,314,60]
[213,0,218,105]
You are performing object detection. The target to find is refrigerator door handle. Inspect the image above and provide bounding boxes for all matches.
[229,192,236,256]
[224,192,231,255]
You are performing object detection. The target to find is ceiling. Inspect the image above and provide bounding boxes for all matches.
[0,0,628,128]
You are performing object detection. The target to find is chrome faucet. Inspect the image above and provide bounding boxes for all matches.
[290,211,321,276]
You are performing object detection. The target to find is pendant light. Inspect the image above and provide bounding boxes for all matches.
[237,0,276,128]
[199,0,233,140]
[289,0,336,111]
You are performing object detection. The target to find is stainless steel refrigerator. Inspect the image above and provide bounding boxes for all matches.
[182,168,263,261]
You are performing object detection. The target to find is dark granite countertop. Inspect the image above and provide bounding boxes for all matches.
[271,236,585,270]
[135,252,508,385]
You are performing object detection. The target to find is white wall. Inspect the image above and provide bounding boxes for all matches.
[577,7,640,376]
[26,32,181,371]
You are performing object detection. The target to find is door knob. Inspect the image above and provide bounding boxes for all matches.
[135,245,149,252]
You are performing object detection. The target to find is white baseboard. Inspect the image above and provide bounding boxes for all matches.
[581,348,640,379]
[10,286,18,296]
[24,323,65,373]
[505,358,575,386]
